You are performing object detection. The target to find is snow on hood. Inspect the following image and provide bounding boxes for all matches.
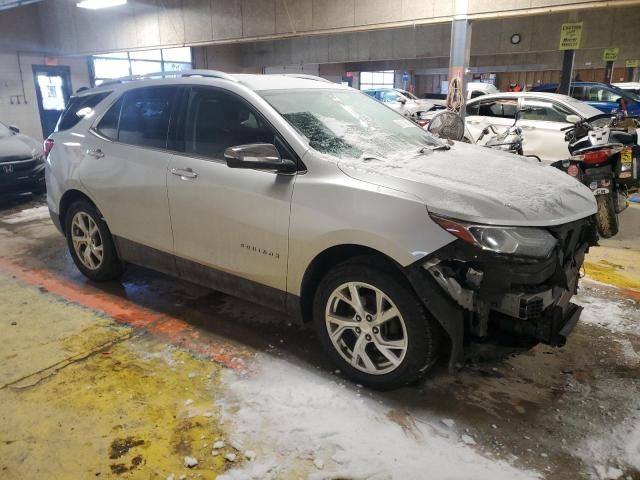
[337,141,597,227]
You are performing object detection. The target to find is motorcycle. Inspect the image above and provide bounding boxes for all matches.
[551,112,640,238]
[476,108,542,161]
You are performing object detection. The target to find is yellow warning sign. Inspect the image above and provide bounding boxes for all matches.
[603,48,619,62]
[559,22,582,50]
[625,59,639,68]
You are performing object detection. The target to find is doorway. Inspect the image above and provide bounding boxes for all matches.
[32,65,72,139]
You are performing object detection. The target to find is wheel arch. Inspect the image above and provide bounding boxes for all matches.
[295,244,409,323]
[58,189,98,236]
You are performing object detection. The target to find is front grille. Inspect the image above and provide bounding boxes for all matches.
[0,157,39,174]
[0,155,31,163]
[519,296,544,319]
[14,159,37,172]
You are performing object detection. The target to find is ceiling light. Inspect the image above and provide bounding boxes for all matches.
[76,0,127,9]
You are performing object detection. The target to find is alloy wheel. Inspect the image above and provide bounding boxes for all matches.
[71,212,104,270]
[325,281,408,375]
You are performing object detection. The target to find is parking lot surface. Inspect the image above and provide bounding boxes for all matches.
[1,194,639,480]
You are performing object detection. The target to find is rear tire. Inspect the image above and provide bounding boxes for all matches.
[595,194,619,238]
[64,200,125,281]
[313,260,441,390]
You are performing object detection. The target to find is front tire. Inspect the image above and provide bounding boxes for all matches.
[595,194,619,238]
[313,261,441,390]
[65,200,125,281]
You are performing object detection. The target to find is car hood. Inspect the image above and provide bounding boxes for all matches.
[337,141,597,227]
[0,134,40,163]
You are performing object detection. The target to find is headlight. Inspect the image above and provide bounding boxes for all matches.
[497,143,518,151]
[431,215,557,258]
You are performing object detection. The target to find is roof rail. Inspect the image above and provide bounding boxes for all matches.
[279,73,333,83]
[101,69,238,85]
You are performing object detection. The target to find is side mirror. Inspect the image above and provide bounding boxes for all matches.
[224,143,296,174]
[398,97,407,104]
[8,125,19,134]
[565,114,581,124]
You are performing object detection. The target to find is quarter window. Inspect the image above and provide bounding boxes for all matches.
[57,92,110,131]
[96,96,123,139]
[183,88,279,160]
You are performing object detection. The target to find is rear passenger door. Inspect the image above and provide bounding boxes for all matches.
[466,97,518,143]
[166,86,296,309]
[80,86,178,259]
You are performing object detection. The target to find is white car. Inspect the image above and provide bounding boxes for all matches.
[363,88,445,124]
[466,82,499,99]
[465,92,603,162]
[46,71,597,389]
[613,82,640,96]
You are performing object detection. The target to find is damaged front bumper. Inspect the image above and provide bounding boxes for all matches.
[405,217,598,368]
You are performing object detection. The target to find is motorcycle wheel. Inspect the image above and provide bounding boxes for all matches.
[596,194,619,238]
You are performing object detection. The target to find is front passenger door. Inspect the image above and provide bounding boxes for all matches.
[519,97,573,161]
[166,87,296,309]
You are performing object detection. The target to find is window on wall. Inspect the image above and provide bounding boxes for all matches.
[359,70,395,90]
[91,47,192,86]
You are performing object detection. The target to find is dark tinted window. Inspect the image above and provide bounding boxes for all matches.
[118,87,177,149]
[570,86,588,101]
[96,96,123,139]
[184,88,278,160]
[478,98,518,118]
[466,101,479,116]
[56,92,110,131]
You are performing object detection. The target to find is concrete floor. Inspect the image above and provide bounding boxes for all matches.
[0,193,639,480]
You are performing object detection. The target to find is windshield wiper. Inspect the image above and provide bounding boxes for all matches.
[420,144,450,153]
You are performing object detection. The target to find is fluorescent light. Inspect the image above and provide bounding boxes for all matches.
[76,0,127,9]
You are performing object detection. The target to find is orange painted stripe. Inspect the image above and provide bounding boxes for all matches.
[0,256,251,370]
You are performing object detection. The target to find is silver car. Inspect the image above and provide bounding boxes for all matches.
[46,71,598,389]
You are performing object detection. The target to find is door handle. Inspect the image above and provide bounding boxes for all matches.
[171,167,198,179]
[467,120,480,124]
[521,125,536,130]
[87,148,104,159]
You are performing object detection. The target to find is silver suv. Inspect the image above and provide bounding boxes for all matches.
[46,71,598,389]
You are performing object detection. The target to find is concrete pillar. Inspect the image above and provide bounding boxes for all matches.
[558,50,575,95]
[604,61,614,83]
[448,0,471,117]
[558,12,581,96]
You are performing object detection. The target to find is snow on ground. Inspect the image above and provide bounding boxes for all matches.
[574,284,640,336]
[578,406,640,479]
[216,355,539,480]
[0,205,50,224]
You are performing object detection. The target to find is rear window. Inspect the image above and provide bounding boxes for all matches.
[56,92,110,131]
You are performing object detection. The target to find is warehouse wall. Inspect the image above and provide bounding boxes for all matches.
[0,4,91,140]
[195,5,640,76]
[37,0,639,56]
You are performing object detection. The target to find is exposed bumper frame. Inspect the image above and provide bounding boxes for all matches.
[404,218,596,369]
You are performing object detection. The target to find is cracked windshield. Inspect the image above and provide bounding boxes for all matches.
[262,89,442,160]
